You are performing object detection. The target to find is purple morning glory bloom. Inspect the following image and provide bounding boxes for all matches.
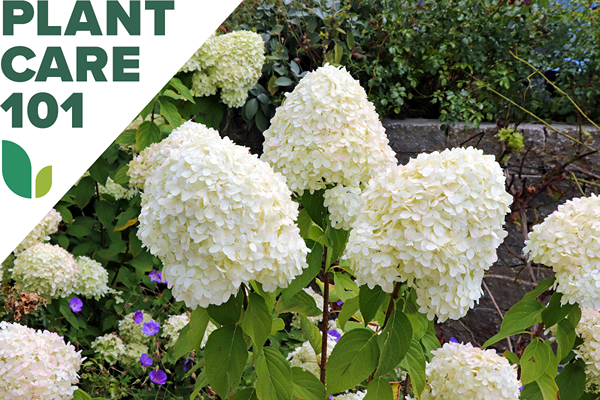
[449,337,459,343]
[336,300,343,306]
[149,369,167,385]
[140,354,153,367]
[133,310,143,324]
[149,270,167,284]
[184,359,194,372]
[142,320,160,336]
[69,297,83,313]
[328,330,341,342]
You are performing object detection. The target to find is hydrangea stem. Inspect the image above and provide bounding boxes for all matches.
[383,282,403,329]
[320,246,330,386]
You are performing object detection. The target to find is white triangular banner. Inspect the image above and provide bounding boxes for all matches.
[0,0,242,261]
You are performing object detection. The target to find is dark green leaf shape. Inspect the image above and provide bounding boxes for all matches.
[255,110,269,132]
[208,291,243,325]
[375,307,412,378]
[88,158,109,186]
[556,363,586,400]
[364,377,393,400]
[399,340,426,399]
[75,176,95,208]
[482,300,545,348]
[542,292,575,328]
[302,190,327,230]
[523,277,556,301]
[242,293,272,348]
[172,323,192,360]
[291,367,326,400]
[325,225,349,269]
[94,201,116,228]
[326,328,380,395]
[300,315,322,355]
[187,307,210,352]
[256,347,294,400]
[245,98,259,120]
[230,388,258,400]
[521,382,544,400]
[35,165,52,198]
[59,298,80,329]
[2,140,31,198]
[521,339,553,385]
[113,164,130,184]
[333,271,358,303]
[556,319,576,362]
[567,306,582,330]
[282,241,323,300]
[403,300,428,341]
[503,351,520,366]
[136,121,161,151]
[205,324,248,399]
[419,331,440,362]
[276,289,321,317]
[360,285,387,325]
[338,296,360,331]
[192,96,223,129]
[158,98,183,128]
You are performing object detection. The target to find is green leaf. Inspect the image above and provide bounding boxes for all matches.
[268,75,279,95]
[136,121,161,151]
[536,373,559,400]
[346,31,355,49]
[72,389,93,400]
[364,377,393,400]
[245,98,259,120]
[302,190,327,230]
[276,289,321,317]
[556,319,576,362]
[190,96,223,129]
[399,340,426,399]
[419,331,440,362]
[291,367,326,400]
[325,225,349,269]
[113,164,130,185]
[2,140,32,199]
[360,285,387,325]
[59,298,80,329]
[106,240,127,259]
[556,363,586,400]
[255,110,270,132]
[170,77,195,103]
[172,324,192,360]
[334,271,358,303]
[482,300,545,348]
[208,292,243,325]
[95,201,116,228]
[375,307,412,378]
[115,129,136,145]
[66,224,91,237]
[114,207,139,231]
[282,241,323,300]
[89,158,109,186]
[338,296,360,331]
[523,277,556,301]
[256,347,294,400]
[190,370,209,400]
[326,328,380,395]
[55,205,72,224]
[300,315,322,355]
[242,293,272,348]
[158,98,183,128]
[271,318,285,335]
[275,76,294,86]
[35,165,52,198]
[503,351,520,366]
[75,176,96,208]
[204,324,248,399]
[187,307,210,351]
[128,230,143,258]
[521,382,544,400]
[230,388,258,400]
[334,43,343,65]
[542,292,574,328]
[521,339,553,385]
[403,299,428,341]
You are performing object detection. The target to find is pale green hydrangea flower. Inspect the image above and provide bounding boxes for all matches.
[73,256,110,299]
[119,311,153,345]
[14,208,62,254]
[120,343,149,365]
[91,333,126,365]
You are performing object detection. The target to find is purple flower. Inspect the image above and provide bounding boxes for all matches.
[149,369,167,385]
[139,354,153,367]
[149,270,167,284]
[328,330,341,342]
[69,297,83,313]
[133,310,143,324]
[449,337,459,343]
[142,321,160,336]
[184,359,194,372]
[519,386,524,391]
[336,300,344,306]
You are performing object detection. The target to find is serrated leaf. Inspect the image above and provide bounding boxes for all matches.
[276,289,321,316]
[482,300,545,348]
[536,373,559,400]
[95,201,116,228]
[542,292,574,328]
[187,307,210,352]
[113,164,130,184]
[242,293,272,348]
[89,158,109,186]
[256,347,293,400]
[113,218,137,232]
[364,377,393,400]
[521,339,553,385]
[523,277,556,301]
[375,307,412,378]
[334,43,343,65]
[556,363,586,400]
[205,324,248,399]
[170,77,195,103]
[158,98,183,128]
[359,285,387,325]
[346,31,355,49]
[419,331,440,362]
[291,367,326,400]
[300,315,322,355]
[136,121,161,151]
[399,340,426,398]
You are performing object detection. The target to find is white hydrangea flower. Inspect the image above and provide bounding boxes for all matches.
[182,31,265,107]
[12,243,79,300]
[15,208,62,254]
[291,287,323,329]
[137,121,309,309]
[287,335,337,378]
[574,307,600,392]
[120,343,149,365]
[346,147,512,322]
[324,185,362,230]
[524,195,600,308]
[262,64,396,195]
[119,312,153,345]
[426,341,521,400]
[162,314,190,348]
[331,391,366,400]
[99,177,138,200]
[0,322,82,400]
[73,256,110,300]
[91,333,126,365]
[127,123,220,190]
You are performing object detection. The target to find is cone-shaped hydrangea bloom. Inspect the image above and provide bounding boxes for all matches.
[524,195,600,308]
[161,314,190,348]
[91,333,125,365]
[119,311,153,345]
[12,243,79,300]
[15,209,62,254]
[99,177,138,200]
[128,123,220,190]
[181,31,265,107]
[323,185,362,230]
[137,121,309,308]
[0,322,82,400]
[73,256,110,299]
[346,147,512,321]
[262,64,396,195]
[426,341,521,399]
[574,307,600,392]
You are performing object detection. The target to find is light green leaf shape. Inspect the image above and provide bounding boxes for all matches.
[364,377,393,400]
[256,348,294,400]
[204,324,248,399]
[291,367,326,400]
[35,165,52,198]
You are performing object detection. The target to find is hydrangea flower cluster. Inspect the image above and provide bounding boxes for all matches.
[346,147,512,321]
[181,31,265,107]
[323,185,362,230]
[331,391,366,400]
[78,172,137,200]
[425,341,521,399]
[0,322,82,400]
[574,306,600,392]
[161,314,190,348]
[91,333,126,365]
[127,122,219,190]
[262,64,396,195]
[137,121,309,308]
[287,334,338,378]
[119,311,154,345]
[12,243,79,300]
[524,195,600,308]
[120,343,150,365]
[73,256,110,299]
[15,208,62,254]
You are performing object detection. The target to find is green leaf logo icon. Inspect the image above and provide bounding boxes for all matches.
[2,140,52,199]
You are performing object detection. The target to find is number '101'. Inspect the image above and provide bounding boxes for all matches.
[1,93,83,128]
